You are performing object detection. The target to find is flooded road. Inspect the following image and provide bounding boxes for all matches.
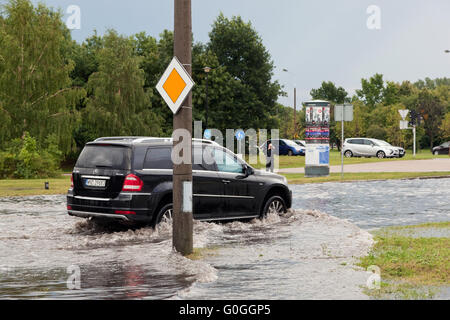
[291,178,450,229]
[0,178,448,299]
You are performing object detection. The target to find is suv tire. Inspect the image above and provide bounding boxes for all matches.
[377,151,386,159]
[155,203,173,226]
[344,150,353,158]
[261,195,287,218]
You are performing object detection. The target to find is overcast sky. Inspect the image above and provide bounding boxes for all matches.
[27,0,450,107]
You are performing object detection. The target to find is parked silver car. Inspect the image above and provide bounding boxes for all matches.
[343,138,405,159]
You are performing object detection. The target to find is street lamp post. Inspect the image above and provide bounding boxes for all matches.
[282,68,297,138]
[203,67,211,129]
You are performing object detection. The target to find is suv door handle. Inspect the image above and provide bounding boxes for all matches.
[222,180,231,184]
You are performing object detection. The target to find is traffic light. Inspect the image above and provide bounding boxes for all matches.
[409,110,418,126]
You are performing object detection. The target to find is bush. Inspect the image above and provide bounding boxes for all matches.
[0,132,61,179]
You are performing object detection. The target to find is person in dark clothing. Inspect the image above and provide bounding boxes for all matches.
[266,142,274,172]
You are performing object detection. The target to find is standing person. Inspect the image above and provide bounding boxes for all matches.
[266,142,275,172]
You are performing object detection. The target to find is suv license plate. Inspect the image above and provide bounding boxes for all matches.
[85,179,106,187]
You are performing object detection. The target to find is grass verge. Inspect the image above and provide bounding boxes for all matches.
[283,171,450,184]
[0,176,71,197]
[248,149,449,170]
[358,222,450,299]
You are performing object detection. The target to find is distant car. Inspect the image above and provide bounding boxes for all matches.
[432,142,450,155]
[260,139,305,156]
[343,138,405,159]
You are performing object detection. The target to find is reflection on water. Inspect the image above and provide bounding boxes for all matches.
[0,178,448,299]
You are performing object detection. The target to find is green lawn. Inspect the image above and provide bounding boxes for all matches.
[358,222,450,299]
[248,149,449,170]
[0,176,71,197]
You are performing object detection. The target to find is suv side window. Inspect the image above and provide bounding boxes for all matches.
[353,139,364,145]
[213,148,244,174]
[143,147,172,169]
[193,147,216,172]
[364,140,373,145]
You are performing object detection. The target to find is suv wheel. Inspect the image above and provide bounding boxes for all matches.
[434,151,439,156]
[262,195,287,217]
[344,150,353,158]
[156,203,173,225]
[377,151,386,159]
[288,150,293,156]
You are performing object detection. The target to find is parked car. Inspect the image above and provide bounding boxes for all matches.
[260,139,305,156]
[432,142,450,155]
[67,137,292,226]
[343,138,405,159]
[293,140,306,148]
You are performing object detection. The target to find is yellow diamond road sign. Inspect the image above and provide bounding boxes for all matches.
[156,56,195,114]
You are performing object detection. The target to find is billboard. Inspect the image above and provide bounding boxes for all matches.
[304,100,331,177]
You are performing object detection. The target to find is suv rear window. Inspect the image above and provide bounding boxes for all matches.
[76,145,132,169]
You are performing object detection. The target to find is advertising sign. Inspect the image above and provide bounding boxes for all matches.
[304,100,331,177]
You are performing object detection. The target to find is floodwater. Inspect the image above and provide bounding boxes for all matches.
[0,178,448,299]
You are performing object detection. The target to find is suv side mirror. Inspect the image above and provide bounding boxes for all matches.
[239,165,254,178]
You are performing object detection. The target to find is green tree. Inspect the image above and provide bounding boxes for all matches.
[356,73,385,108]
[0,0,85,154]
[415,89,445,150]
[83,30,163,140]
[208,14,282,130]
[310,81,348,104]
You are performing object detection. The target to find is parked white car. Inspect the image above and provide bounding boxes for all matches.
[343,138,405,159]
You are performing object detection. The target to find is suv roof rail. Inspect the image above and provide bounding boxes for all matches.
[93,136,221,146]
[94,136,148,142]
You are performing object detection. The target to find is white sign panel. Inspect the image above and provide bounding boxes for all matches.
[398,109,409,121]
[156,56,195,114]
[334,104,354,122]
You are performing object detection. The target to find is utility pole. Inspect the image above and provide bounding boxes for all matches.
[173,0,193,255]
[341,106,344,178]
[293,87,297,138]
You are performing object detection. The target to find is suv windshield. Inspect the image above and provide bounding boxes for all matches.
[76,145,132,169]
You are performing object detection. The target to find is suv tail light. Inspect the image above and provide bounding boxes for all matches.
[70,174,74,188]
[122,174,143,192]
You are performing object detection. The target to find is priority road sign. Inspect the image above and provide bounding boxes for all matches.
[398,109,409,121]
[156,56,195,114]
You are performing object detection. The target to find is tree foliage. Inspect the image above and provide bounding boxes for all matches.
[0,0,85,154]
[82,30,163,141]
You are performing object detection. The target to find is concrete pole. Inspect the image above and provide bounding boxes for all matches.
[341,112,344,178]
[173,0,193,255]
[413,125,416,158]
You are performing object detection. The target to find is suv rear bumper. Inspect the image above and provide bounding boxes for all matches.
[67,190,154,223]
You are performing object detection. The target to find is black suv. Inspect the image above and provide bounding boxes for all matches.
[67,137,292,226]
